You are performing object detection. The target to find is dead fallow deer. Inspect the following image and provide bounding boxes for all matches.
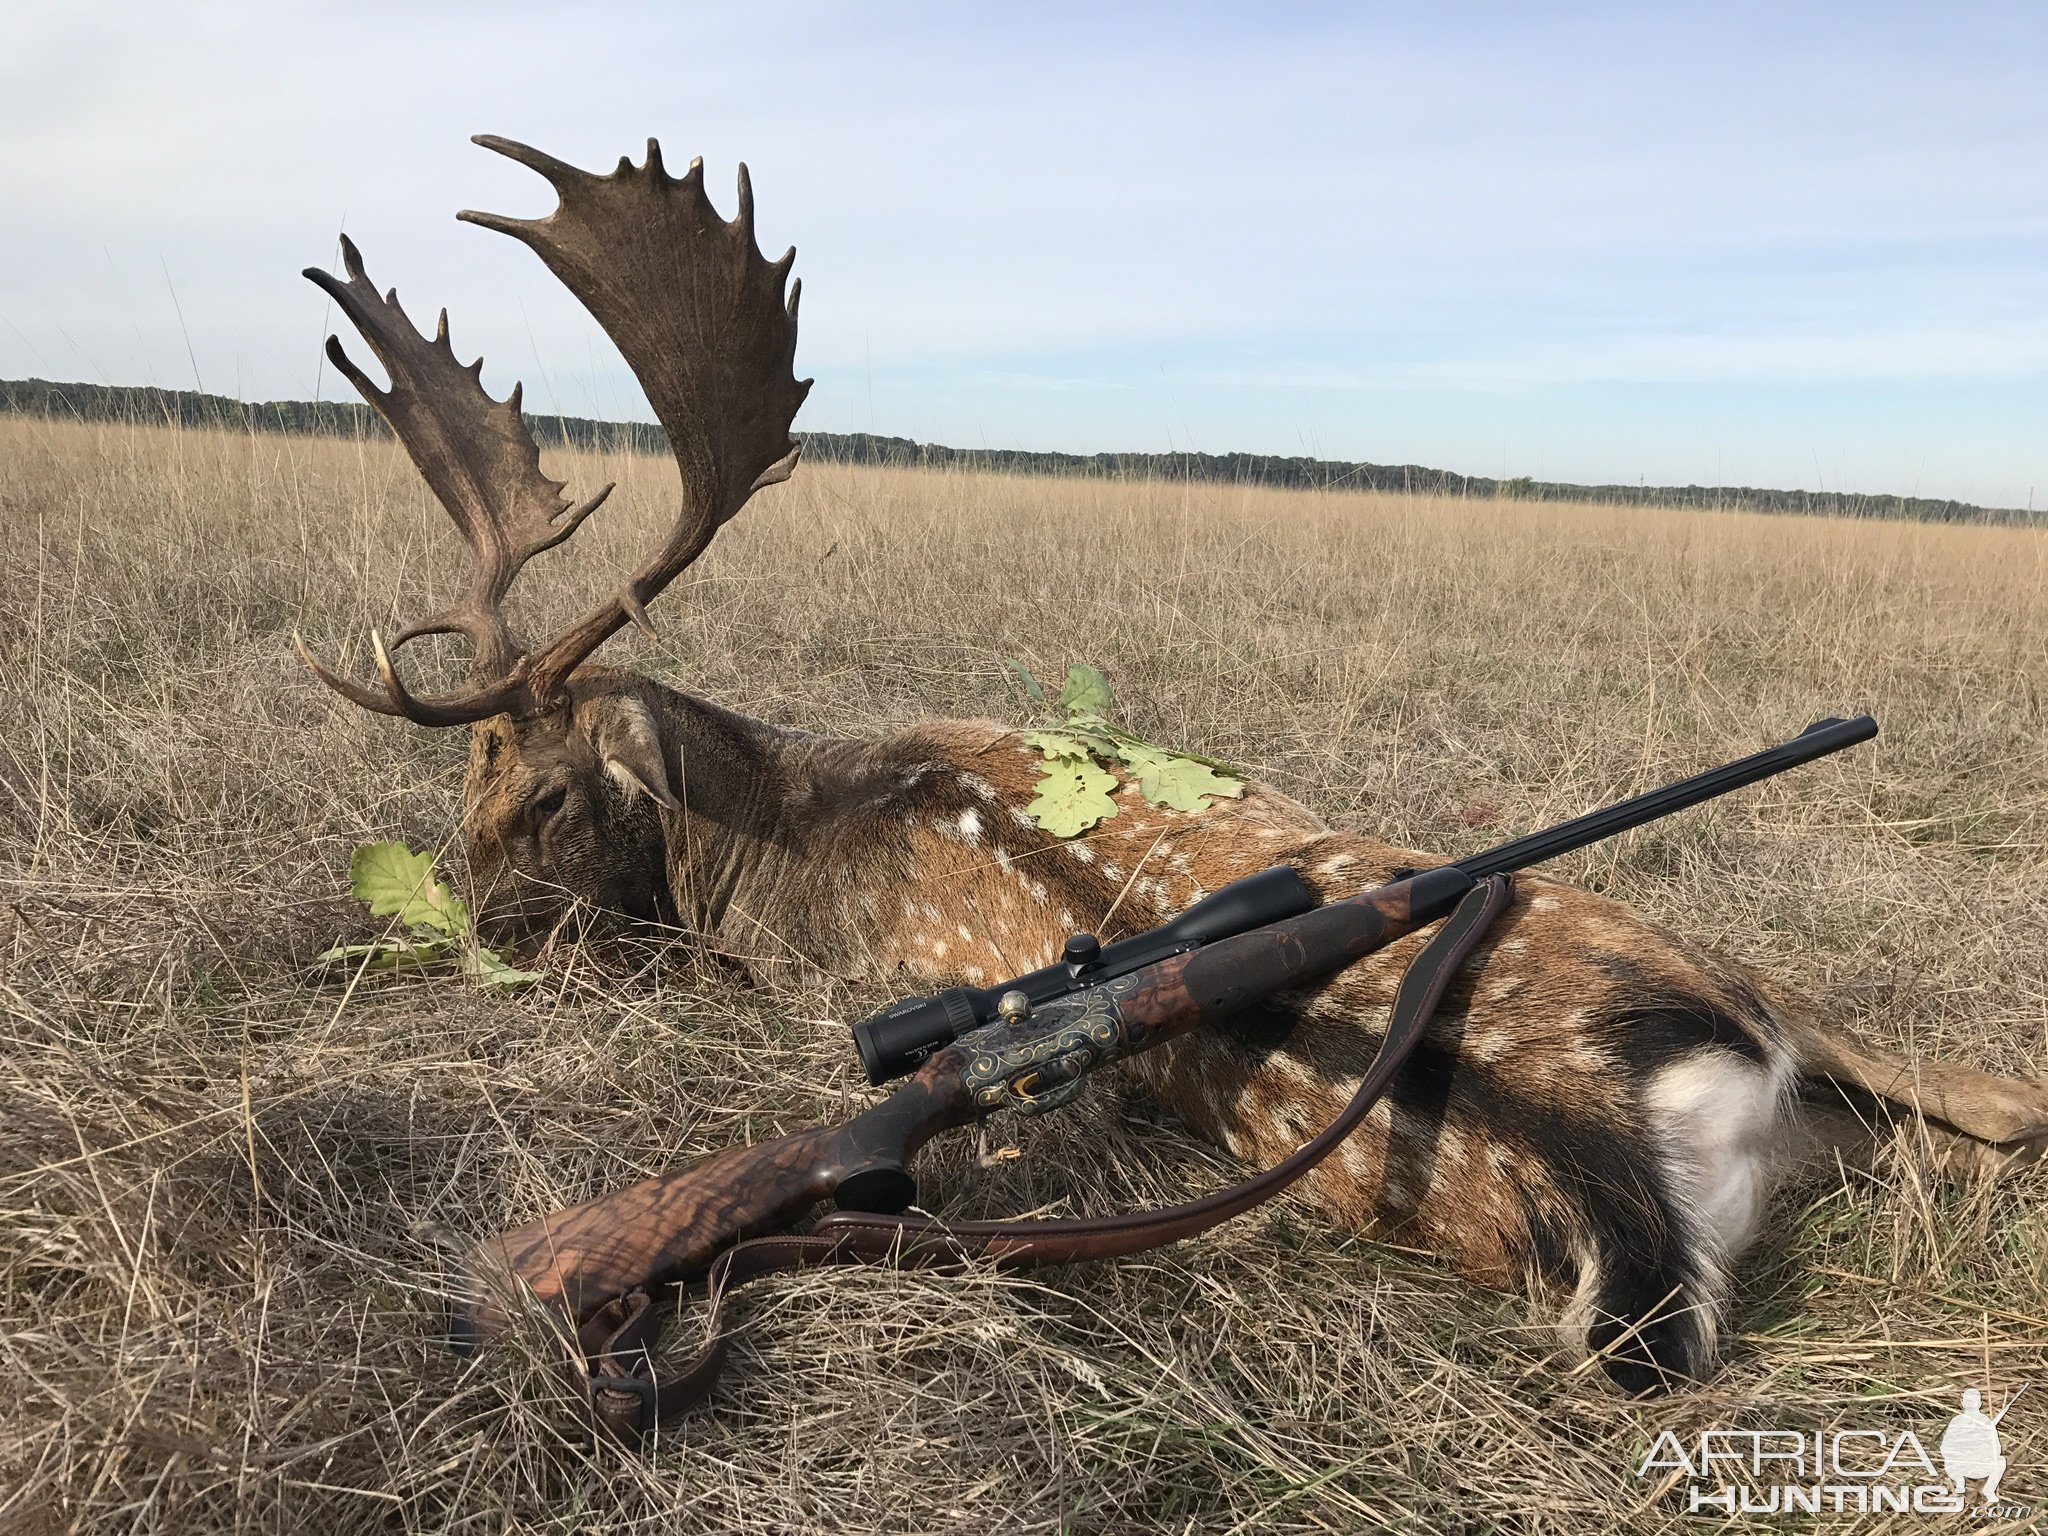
[298,137,2048,1394]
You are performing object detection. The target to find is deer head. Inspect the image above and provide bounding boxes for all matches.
[297,137,811,937]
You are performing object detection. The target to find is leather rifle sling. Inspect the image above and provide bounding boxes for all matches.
[566,873,1515,1449]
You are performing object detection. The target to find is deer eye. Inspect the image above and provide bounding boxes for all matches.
[531,785,569,825]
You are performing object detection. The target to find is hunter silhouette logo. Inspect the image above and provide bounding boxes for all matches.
[1942,1387,2022,1505]
[1637,1383,2030,1516]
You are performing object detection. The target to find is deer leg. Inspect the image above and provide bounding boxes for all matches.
[1788,1091,2048,1177]
[1779,1014,2048,1156]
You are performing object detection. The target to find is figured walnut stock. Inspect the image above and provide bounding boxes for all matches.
[455,1060,978,1344]
[1104,863,1473,1052]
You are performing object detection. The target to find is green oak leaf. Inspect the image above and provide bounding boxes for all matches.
[1014,661,1242,834]
[465,946,542,989]
[1168,745,1241,775]
[1021,728,1093,761]
[365,945,445,973]
[315,938,454,966]
[1116,742,1245,812]
[1057,664,1112,718]
[1025,757,1122,836]
[348,841,470,938]
[1004,659,1048,704]
[1022,726,1117,761]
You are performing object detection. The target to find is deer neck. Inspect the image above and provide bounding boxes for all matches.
[649,694,1044,980]
[638,688,802,947]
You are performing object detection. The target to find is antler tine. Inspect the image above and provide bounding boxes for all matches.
[734,161,755,240]
[469,134,586,187]
[292,630,405,717]
[369,630,516,728]
[297,234,615,724]
[458,136,813,699]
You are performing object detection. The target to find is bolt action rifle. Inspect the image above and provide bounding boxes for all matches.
[451,716,1878,1447]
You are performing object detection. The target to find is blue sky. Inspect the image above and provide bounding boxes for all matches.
[4,2,2044,506]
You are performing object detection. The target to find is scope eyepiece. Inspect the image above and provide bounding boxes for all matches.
[852,987,979,1084]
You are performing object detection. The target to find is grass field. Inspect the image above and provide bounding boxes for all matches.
[2,415,2044,1533]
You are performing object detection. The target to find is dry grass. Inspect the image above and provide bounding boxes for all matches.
[2,414,2045,1533]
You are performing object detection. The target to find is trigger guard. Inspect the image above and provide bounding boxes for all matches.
[1011,1075,1088,1116]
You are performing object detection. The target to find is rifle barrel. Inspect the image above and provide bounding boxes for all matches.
[1453,715,1877,880]
[1989,1383,2027,1427]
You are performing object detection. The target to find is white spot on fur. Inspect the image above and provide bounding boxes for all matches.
[1566,1041,1611,1076]
[1266,1053,1324,1093]
[1101,862,1124,881]
[1555,1238,1608,1356]
[1067,843,1096,865]
[959,774,998,802]
[1465,1028,1514,1065]
[1009,807,1037,830]
[956,809,983,843]
[1530,895,1560,912]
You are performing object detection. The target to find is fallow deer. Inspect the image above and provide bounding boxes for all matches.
[298,137,2048,1394]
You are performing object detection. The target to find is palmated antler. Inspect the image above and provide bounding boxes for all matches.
[295,236,612,722]
[297,137,810,724]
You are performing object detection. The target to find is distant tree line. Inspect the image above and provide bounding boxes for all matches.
[3,375,2033,527]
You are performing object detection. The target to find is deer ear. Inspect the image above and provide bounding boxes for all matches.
[585,695,681,813]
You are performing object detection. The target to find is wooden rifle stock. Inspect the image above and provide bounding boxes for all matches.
[451,868,1459,1348]
[453,1062,981,1346]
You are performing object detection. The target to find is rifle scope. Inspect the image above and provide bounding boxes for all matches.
[851,864,1318,1083]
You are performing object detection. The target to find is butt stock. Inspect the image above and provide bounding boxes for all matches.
[451,1060,980,1347]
